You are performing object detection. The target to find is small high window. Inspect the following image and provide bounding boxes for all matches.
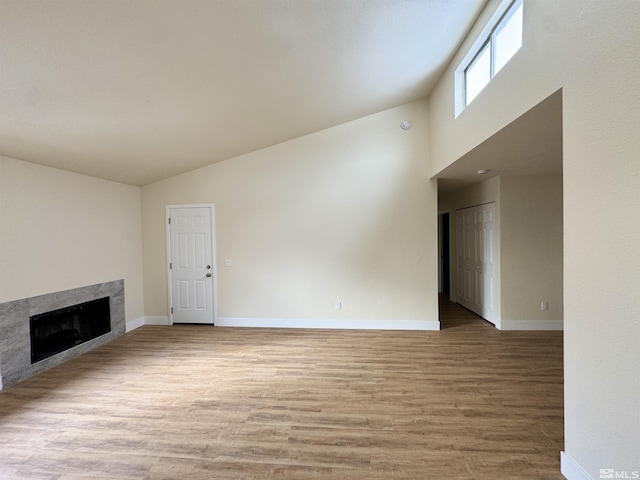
[465,43,491,105]
[455,0,523,115]
[493,1,523,74]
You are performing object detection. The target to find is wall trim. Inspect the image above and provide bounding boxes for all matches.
[126,317,145,332]
[498,319,563,331]
[216,317,440,331]
[125,316,170,332]
[561,452,593,480]
[144,316,171,326]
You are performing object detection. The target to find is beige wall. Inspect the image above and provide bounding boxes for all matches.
[501,174,563,322]
[0,156,144,323]
[428,0,640,476]
[142,100,438,325]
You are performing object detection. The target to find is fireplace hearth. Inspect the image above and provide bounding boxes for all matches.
[30,296,111,363]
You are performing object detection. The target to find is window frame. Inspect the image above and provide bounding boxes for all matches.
[455,0,523,116]
[464,40,491,106]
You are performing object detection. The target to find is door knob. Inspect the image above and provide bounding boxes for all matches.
[206,273,212,278]
[206,265,211,269]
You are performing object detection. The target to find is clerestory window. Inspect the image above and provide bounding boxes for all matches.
[455,0,523,115]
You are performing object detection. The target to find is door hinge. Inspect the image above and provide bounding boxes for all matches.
[171,307,173,314]
[168,217,171,224]
[169,262,172,269]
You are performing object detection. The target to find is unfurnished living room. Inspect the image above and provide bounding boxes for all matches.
[0,1,638,479]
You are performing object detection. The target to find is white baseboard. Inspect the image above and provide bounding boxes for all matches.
[129,316,558,331]
[144,316,170,326]
[125,317,145,332]
[498,319,563,331]
[561,452,593,480]
[216,317,440,331]
[126,316,170,332]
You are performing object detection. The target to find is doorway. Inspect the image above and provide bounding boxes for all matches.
[438,211,451,295]
[166,205,216,325]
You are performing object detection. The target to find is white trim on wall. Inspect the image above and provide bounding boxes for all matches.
[216,317,440,331]
[498,319,563,331]
[126,317,438,331]
[560,452,593,480]
[125,316,171,332]
[144,316,171,326]
[125,317,145,332]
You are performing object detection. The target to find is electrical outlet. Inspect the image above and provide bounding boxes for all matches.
[335,301,342,310]
[540,302,548,311]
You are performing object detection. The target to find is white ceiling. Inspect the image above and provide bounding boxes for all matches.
[0,0,486,186]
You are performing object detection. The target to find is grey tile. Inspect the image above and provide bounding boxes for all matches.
[0,312,28,350]
[76,283,110,304]
[0,279,128,390]
[111,299,125,322]
[29,289,78,316]
[4,369,32,388]
[0,298,29,318]
[2,344,31,376]
[111,279,125,298]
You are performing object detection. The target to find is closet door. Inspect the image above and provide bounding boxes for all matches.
[472,207,484,314]
[455,203,496,324]
[455,213,466,308]
[462,209,476,311]
[479,203,496,322]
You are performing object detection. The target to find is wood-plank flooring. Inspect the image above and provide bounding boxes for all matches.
[0,297,564,479]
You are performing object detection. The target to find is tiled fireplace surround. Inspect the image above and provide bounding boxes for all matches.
[0,280,125,390]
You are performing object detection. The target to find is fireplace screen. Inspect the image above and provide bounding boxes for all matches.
[30,296,111,363]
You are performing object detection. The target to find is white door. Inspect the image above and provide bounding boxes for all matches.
[455,213,465,305]
[167,206,215,324]
[479,204,496,323]
[473,208,484,313]
[455,203,496,324]
[458,208,475,312]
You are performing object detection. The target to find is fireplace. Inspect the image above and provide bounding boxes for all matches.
[0,279,125,389]
[30,296,111,363]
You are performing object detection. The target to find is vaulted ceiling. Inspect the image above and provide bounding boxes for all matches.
[0,0,486,186]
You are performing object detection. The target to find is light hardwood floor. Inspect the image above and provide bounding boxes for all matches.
[0,297,564,479]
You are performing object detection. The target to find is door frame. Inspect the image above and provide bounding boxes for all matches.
[165,204,217,325]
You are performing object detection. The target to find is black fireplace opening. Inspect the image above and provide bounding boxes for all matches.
[30,296,111,364]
